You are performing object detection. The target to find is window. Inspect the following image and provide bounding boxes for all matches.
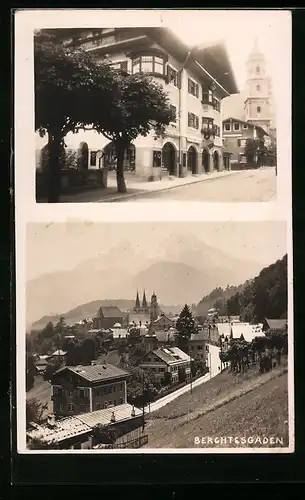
[213,98,220,112]
[68,403,74,412]
[159,367,165,373]
[132,55,165,76]
[202,117,214,130]
[111,61,128,72]
[257,106,261,113]
[188,78,199,97]
[167,66,180,87]
[237,139,241,147]
[256,84,260,91]
[243,124,248,129]
[113,385,116,393]
[170,105,177,123]
[153,150,162,167]
[234,123,240,131]
[188,112,199,129]
[197,345,203,350]
[90,151,97,167]
[256,65,260,74]
[202,86,214,104]
[224,123,231,131]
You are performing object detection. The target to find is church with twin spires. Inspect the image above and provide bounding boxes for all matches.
[127,290,161,327]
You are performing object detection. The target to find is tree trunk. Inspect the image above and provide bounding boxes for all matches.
[47,134,62,203]
[116,141,127,193]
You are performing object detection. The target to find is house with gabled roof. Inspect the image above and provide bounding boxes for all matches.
[50,363,131,418]
[262,318,287,332]
[139,346,191,384]
[222,117,269,165]
[93,306,127,330]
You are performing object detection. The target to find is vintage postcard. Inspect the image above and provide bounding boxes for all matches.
[14,9,292,455]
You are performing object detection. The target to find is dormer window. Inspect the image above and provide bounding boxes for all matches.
[131,54,165,77]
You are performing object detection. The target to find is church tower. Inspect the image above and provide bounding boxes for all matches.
[142,290,148,313]
[150,292,159,323]
[244,38,273,133]
[134,290,141,312]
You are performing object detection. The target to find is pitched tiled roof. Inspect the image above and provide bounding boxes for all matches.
[265,319,287,330]
[231,323,264,343]
[97,306,125,318]
[58,364,130,383]
[49,350,67,356]
[77,403,142,428]
[190,330,209,341]
[27,416,91,444]
[152,347,190,365]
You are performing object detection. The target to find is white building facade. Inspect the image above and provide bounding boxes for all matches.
[36,28,239,180]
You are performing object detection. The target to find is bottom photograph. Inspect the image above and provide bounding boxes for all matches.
[23,220,290,451]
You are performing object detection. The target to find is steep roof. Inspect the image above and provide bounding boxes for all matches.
[55,364,130,383]
[265,319,287,331]
[223,117,269,136]
[231,323,264,343]
[150,347,191,365]
[96,306,125,318]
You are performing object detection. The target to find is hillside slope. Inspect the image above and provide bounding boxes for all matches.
[144,367,288,448]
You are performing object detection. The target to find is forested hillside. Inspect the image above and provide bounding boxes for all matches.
[226,255,287,322]
[196,255,287,323]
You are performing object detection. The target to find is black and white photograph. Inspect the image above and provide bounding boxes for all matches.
[31,11,283,204]
[21,220,292,452]
[14,8,293,463]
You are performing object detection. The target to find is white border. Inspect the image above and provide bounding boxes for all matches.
[14,9,293,455]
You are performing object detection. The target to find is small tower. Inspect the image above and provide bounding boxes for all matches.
[150,291,159,323]
[134,290,141,312]
[244,38,273,133]
[142,290,148,313]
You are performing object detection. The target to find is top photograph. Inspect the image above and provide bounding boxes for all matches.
[34,17,281,203]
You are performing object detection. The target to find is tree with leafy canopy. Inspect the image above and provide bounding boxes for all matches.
[88,69,175,193]
[91,424,117,445]
[175,304,198,353]
[34,30,118,203]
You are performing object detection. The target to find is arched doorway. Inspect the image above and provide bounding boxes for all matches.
[213,151,219,171]
[162,142,177,176]
[187,146,197,174]
[202,149,210,173]
[103,142,136,171]
[77,142,89,170]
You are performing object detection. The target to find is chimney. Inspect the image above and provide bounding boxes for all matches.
[91,360,96,366]
[110,411,116,423]
[47,414,56,428]
[131,406,135,417]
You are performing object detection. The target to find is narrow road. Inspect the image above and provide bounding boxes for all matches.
[148,344,220,413]
[124,167,276,203]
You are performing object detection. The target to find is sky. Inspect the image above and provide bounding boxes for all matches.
[165,9,290,106]
[26,221,287,280]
